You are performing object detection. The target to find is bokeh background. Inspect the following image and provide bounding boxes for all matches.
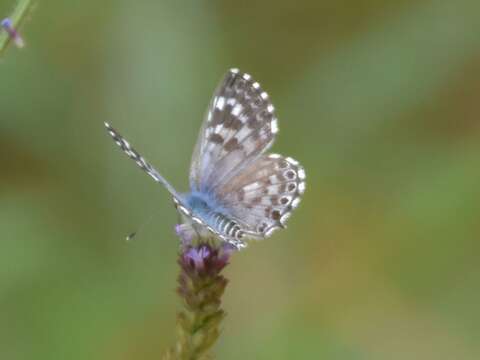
[1,0,480,359]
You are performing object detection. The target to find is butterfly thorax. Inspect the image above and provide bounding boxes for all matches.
[178,192,245,242]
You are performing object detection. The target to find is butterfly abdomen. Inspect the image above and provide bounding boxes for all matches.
[182,192,245,241]
[211,212,244,240]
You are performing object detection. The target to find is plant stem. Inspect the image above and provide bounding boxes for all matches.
[162,244,231,360]
[0,0,34,57]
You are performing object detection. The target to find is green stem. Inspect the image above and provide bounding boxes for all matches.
[0,0,34,57]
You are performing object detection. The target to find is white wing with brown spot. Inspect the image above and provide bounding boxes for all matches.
[189,69,279,193]
[216,154,306,238]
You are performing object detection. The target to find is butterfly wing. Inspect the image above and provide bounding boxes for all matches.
[189,68,279,193]
[216,153,306,238]
[190,69,306,241]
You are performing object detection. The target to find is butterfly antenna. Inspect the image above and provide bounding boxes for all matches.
[104,122,184,202]
[125,212,157,241]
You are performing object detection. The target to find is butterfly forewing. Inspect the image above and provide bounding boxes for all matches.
[216,154,306,238]
[189,69,279,193]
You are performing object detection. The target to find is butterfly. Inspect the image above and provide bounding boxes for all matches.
[105,68,306,249]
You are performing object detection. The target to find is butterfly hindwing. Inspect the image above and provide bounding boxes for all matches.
[216,153,306,238]
[189,68,279,193]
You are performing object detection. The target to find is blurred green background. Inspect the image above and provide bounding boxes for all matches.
[1,0,480,359]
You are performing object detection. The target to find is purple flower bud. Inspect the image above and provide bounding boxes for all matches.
[179,243,232,277]
[1,18,12,28]
[184,246,210,271]
[1,18,24,48]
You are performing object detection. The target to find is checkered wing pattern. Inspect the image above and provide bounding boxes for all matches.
[189,68,278,193]
[189,69,305,239]
[216,154,306,238]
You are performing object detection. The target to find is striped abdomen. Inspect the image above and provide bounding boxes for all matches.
[212,212,244,240]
